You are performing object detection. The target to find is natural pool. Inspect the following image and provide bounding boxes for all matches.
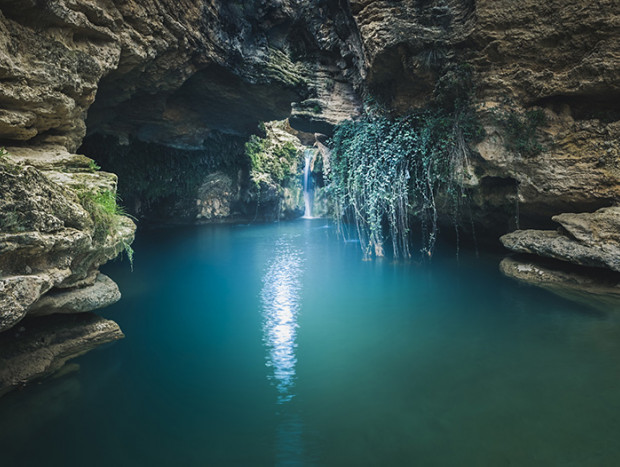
[2,219,620,466]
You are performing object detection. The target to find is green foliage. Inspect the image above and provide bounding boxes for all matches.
[326,62,486,259]
[87,159,101,172]
[76,187,134,268]
[433,63,476,113]
[496,108,547,157]
[0,147,8,160]
[120,239,134,271]
[328,105,482,259]
[77,188,125,240]
[245,135,298,186]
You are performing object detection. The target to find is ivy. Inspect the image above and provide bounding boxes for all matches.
[327,105,482,260]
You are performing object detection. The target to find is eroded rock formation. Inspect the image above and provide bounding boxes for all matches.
[351,0,620,229]
[0,147,135,330]
[501,207,620,272]
[500,208,620,308]
[0,145,134,393]
[2,0,618,226]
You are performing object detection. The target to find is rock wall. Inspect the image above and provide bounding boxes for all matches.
[0,0,363,149]
[350,0,619,230]
[0,146,134,394]
[0,1,618,225]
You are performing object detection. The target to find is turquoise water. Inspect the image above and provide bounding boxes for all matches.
[2,219,620,466]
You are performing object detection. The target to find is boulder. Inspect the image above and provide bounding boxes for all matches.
[501,207,620,272]
[28,273,121,317]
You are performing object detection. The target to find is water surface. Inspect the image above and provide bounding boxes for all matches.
[2,220,620,466]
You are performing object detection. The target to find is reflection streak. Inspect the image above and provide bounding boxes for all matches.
[261,237,303,404]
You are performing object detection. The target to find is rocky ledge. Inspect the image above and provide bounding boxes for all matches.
[0,146,134,395]
[500,207,620,273]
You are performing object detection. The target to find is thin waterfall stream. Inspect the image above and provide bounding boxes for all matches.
[302,149,314,219]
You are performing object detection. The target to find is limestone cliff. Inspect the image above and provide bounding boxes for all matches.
[350,0,619,230]
[2,0,616,228]
[0,144,134,393]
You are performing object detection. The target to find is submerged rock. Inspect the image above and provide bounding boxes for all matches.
[501,207,620,272]
[0,313,124,397]
[500,256,620,313]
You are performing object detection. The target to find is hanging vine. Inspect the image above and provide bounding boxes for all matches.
[326,66,483,259]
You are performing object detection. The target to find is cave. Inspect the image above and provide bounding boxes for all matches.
[1,1,620,465]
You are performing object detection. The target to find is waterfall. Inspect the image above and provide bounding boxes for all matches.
[302,149,314,219]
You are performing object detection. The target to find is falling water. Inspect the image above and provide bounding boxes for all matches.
[302,149,314,219]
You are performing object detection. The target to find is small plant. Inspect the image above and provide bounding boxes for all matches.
[87,159,101,172]
[120,239,134,271]
[77,188,126,242]
[495,108,547,157]
[76,187,135,269]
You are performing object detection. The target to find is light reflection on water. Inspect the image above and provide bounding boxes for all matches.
[4,221,620,466]
[260,235,304,404]
[260,234,306,465]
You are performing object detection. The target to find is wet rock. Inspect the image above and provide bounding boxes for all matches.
[500,256,620,313]
[0,313,124,397]
[196,173,235,221]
